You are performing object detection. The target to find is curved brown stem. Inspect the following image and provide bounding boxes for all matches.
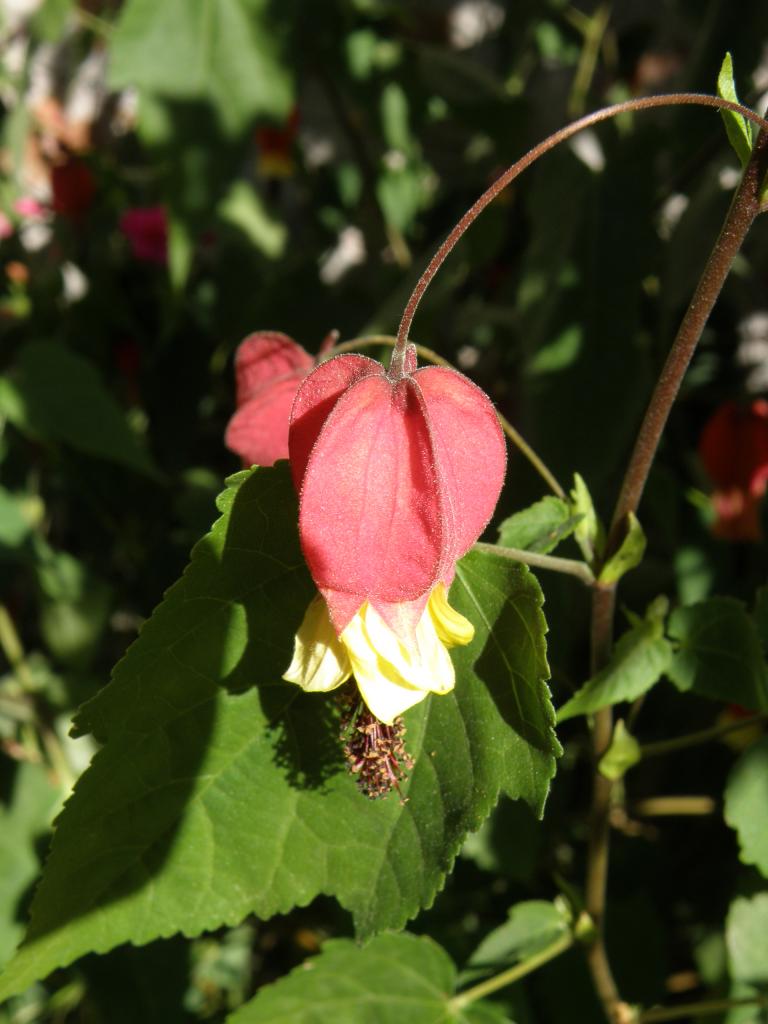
[394,93,768,361]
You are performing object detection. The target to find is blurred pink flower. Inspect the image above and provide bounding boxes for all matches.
[0,213,13,240]
[119,205,168,264]
[225,331,335,467]
[14,197,46,220]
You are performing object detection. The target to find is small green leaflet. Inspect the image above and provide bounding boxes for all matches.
[227,933,511,1024]
[462,900,570,984]
[726,893,768,985]
[724,737,768,879]
[557,600,672,722]
[667,598,768,710]
[497,496,580,554]
[597,513,646,585]
[598,720,641,781]
[717,52,754,169]
[570,473,604,561]
[0,465,558,999]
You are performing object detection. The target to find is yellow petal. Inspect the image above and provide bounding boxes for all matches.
[428,583,474,648]
[283,594,352,693]
[339,598,457,724]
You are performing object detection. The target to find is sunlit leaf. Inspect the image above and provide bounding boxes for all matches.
[109,0,293,136]
[227,933,511,1024]
[724,737,768,879]
[598,513,645,585]
[726,893,768,985]
[0,466,558,998]
[558,601,671,722]
[462,900,570,983]
[497,496,579,555]
[717,52,754,169]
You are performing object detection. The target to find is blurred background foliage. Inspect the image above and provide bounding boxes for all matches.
[1,0,768,1020]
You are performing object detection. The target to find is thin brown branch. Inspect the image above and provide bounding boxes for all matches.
[583,122,768,1024]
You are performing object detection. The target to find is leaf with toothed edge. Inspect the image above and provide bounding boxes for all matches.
[226,932,511,1024]
[0,464,558,999]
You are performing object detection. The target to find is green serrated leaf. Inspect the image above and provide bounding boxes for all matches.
[0,342,157,476]
[726,893,768,985]
[557,604,672,722]
[717,52,754,169]
[227,933,510,1024]
[667,598,768,710]
[724,737,768,878]
[109,0,293,136]
[598,720,641,781]
[463,900,570,983]
[498,496,579,554]
[597,513,646,585]
[570,473,604,560]
[0,465,558,998]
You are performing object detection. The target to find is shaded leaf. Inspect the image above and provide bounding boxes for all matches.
[667,599,768,710]
[752,585,768,655]
[227,933,511,1024]
[0,342,157,476]
[727,894,768,985]
[109,0,293,136]
[724,738,768,878]
[0,466,557,998]
[497,497,579,554]
[558,603,672,722]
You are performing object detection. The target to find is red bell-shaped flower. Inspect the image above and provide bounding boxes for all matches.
[283,343,506,723]
[225,332,315,467]
[698,399,768,541]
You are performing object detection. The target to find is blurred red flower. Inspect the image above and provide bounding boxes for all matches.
[256,108,299,179]
[119,205,168,264]
[698,399,768,541]
[52,157,96,221]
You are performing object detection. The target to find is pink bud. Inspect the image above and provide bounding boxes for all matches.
[225,332,315,467]
[289,346,506,643]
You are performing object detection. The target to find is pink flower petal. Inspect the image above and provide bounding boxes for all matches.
[414,365,506,566]
[298,373,445,610]
[225,373,304,466]
[289,353,381,492]
[234,332,314,405]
